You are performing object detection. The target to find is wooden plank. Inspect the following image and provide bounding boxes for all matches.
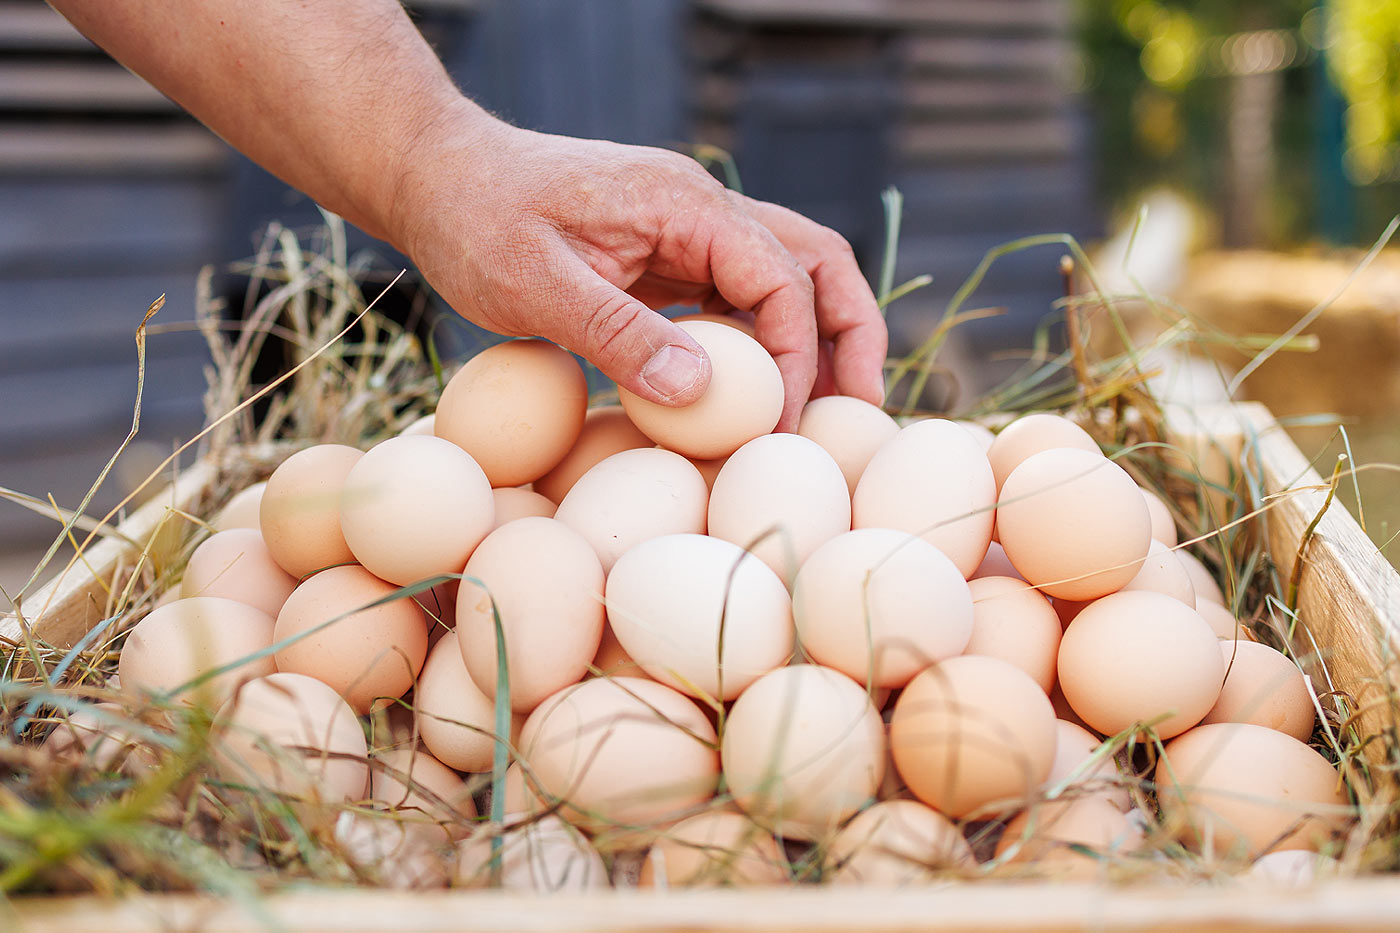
[0,62,173,110]
[896,118,1077,163]
[10,880,1400,932]
[904,35,1067,75]
[696,0,1066,32]
[0,125,226,174]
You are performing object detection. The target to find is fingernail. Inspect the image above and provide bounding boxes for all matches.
[642,345,705,400]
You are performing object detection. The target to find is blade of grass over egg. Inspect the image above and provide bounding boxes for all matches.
[488,584,509,884]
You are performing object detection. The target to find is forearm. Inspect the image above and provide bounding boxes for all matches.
[49,0,478,243]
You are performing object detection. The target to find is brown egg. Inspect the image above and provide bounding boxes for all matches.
[434,339,588,487]
[44,702,160,775]
[1156,722,1350,857]
[180,528,298,618]
[853,419,998,578]
[533,405,653,504]
[369,747,477,836]
[259,444,363,578]
[520,676,719,836]
[995,796,1143,879]
[119,596,277,707]
[828,800,974,885]
[618,321,784,460]
[1119,540,1196,605]
[1141,487,1179,547]
[589,622,649,679]
[605,533,793,701]
[722,664,885,840]
[971,541,1025,581]
[455,816,607,891]
[890,655,1056,819]
[997,448,1151,601]
[956,420,996,452]
[555,448,709,572]
[499,760,545,817]
[986,412,1101,493]
[1179,549,1227,606]
[213,481,266,532]
[339,435,495,587]
[797,395,900,496]
[414,631,498,773]
[965,576,1062,693]
[213,671,368,803]
[1196,598,1242,640]
[793,529,972,688]
[490,487,557,528]
[1246,849,1339,884]
[1057,590,1223,739]
[1044,719,1131,810]
[686,454,728,490]
[639,810,788,887]
[1202,640,1316,741]
[273,565,428,714]
[457,517,605,712]
[709,434,850,585]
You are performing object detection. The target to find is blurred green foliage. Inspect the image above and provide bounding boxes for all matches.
[1076,0,1399,246]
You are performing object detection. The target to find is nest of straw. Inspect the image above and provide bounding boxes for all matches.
[0,209,1395,896]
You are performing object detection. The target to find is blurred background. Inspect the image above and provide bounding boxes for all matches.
[4,0,1400,589]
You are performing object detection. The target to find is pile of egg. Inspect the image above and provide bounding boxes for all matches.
[92,319,1350,889]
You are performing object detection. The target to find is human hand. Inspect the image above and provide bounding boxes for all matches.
[388,106,887,431]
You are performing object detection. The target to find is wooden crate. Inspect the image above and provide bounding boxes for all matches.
[4,402,1399,932]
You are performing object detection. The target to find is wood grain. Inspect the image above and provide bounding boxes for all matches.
[9,881,1400,933]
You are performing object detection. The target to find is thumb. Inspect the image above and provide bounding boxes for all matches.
[542,259,712,407]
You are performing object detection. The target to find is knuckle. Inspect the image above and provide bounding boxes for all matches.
[585,292,646,358]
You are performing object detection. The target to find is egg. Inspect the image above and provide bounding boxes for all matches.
[686,454,728,490]
[1119,540,1196,605]
[605,533,793,701]
[796,396,900,496]
[212,481,266,532]
[853,418,997,578]
[588,623,648,679]
[956,420,996,452]
[1043,720,1131,810]
[708,434,850,584]
[212,671,368,803]
[554,448,709,572]
[965,575,1062,693]
[338,435,494,587]
[398,414,436,437]
[180,528,297,619]
[520,676,719,836]
[997,448,1151,600]
[1197,599,1242,640]
[792,529,973,688]
[369,747,477,836]
[618,321,784,460]
[1179,549,1227,606]
[333,812,451,889]
[43,702,159,775]
[671,310,757,336]
[994,796,1144,879]
[434,339,588,487]
[722,664,885,839]
[273,565,428,714]
[639,810,788,887]
[1247,849,1339,885]
[1141,487,1179,547]
[1156,722,1350,857]
[971,541,1024,581]
[456,517,604,712]
[533,405,654,504]
[455,816,607,891]
[986,413,1101,492]
[1201,640,1316,741]
[827,800,974,885]
[1057,591,1223,739]
[488,487,557,529]
[414,631,498,772]
[118,596,276,707]
[890,655,1056,819]
[259,444,363,578]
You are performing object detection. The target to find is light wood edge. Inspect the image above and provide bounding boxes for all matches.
[9,880,1400,933]
[1230,401,1400,774]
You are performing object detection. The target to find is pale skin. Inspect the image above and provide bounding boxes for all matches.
[51,0,888,430]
